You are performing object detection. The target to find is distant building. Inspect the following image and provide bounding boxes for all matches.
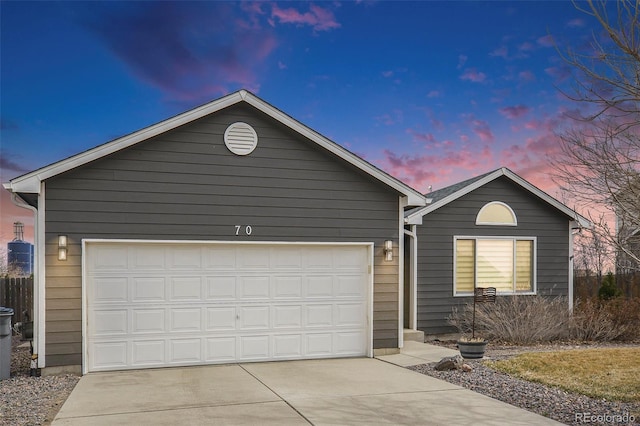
[7,222,34,276]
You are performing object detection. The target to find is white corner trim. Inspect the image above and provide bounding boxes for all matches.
[568,222,575,312]
[398,200,404,349]
[37,184,46,368]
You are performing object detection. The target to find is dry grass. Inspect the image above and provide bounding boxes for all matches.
[489,347,640,403]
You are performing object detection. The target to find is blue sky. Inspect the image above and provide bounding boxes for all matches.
[1,1,601,246]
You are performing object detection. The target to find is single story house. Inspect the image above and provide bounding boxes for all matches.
[404,168,590,335]
[4,90,588,374]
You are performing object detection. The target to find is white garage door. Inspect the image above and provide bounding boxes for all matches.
[84,241,372,372]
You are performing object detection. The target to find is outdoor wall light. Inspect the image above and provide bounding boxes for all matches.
[58,235,68,261]
[384,240,393,262]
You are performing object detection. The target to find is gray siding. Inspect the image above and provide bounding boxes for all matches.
[414,177,571,335]
[44,103,401,367]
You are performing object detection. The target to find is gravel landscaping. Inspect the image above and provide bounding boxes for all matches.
[2,334,638,425]
[0,336,79,426]
[410,342,640,426]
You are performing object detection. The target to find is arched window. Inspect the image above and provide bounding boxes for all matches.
[476,201,517,226]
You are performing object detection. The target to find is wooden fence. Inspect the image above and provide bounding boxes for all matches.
[0,277,33,324]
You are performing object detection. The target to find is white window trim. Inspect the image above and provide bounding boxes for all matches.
[453,235,537,297]
[476,201,518,226]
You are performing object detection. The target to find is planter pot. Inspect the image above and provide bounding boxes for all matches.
[457,340,487,359]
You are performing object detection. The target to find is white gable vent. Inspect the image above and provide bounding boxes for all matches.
[224,122,258,156]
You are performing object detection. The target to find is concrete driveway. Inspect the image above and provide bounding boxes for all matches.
[52,357,561,425]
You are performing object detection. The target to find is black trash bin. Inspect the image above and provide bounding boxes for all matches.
[0,307,14,380]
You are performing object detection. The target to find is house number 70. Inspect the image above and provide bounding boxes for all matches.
[235,225,253,236]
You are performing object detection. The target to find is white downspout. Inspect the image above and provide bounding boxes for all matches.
[404,226,418,330]
[398,201,404,349]
[10,191,44,368]
[569,221,577,313]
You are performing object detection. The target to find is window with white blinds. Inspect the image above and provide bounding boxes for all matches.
[454,237,535,296]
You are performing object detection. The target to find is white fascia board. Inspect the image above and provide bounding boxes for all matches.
[501,168,591,229]
[5,92,246,195]
[6,90,426,206]
[243,92,426,208]
[405,167,591,227]
[405,169,504,223]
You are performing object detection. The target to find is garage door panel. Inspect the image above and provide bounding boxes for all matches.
[335,331,366,354]
[307,276,333,298]
[239,335,270,359]
[273,248,303,269]
[306,333,333,356]
[239,276,270,299]
[206,276,236,299]
[132,340,165,365]
[132,246,166,270]
[204,248,237,269]
[170,339,201,363]
[86,242,370,372]
[306,249,333,269]
[89,245,128,270]
[274,276,302,298]
[170,277,202,300]
[93,310,128,335]
[273,305,302,328]
[132,277,166,301]
[133,309,165,333]
[337,276,366,297]
[238,248,270,269]
[93,277,128,302]
[306,304,333,327]
[206,307,237,331]
[336,304,365,327]
[238,306,270,329]
[273,334,302,358]
[170,308,202,332]
[206,337,236,361]
[92,341,127,369]
[335,247,368,270]
[169,246,202,269]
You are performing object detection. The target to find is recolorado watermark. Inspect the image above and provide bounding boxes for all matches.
[575,412,636,424]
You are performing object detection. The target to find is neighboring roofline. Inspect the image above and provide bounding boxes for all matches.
[405,167,591,228]
[4,90,426,207]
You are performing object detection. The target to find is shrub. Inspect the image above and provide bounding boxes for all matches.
[607,297,640,341]
[570,298,624,341]
[448,295,640,344]
[598,272,621,300]
[448,295,572,344]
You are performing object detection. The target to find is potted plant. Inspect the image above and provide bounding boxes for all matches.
[456,287,495,359]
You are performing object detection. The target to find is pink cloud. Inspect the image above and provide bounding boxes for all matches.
[406,129,436,145]
[518,41,535,52]
[545,66,571,83]
[518,70,536,82]
[490,46,509,59]
[537,34,555,47]
[460,68,487,83]
[457,54,468,69]
[470,119,494,142]
[499,105,530,119]
[379,146,494,192]
[566,18,585,28]
[382,70,394,78]
[271,3,340,31]
[375,109,403,126]
[427,90,440,98]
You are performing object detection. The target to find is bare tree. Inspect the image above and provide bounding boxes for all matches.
[552,0,640,273]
